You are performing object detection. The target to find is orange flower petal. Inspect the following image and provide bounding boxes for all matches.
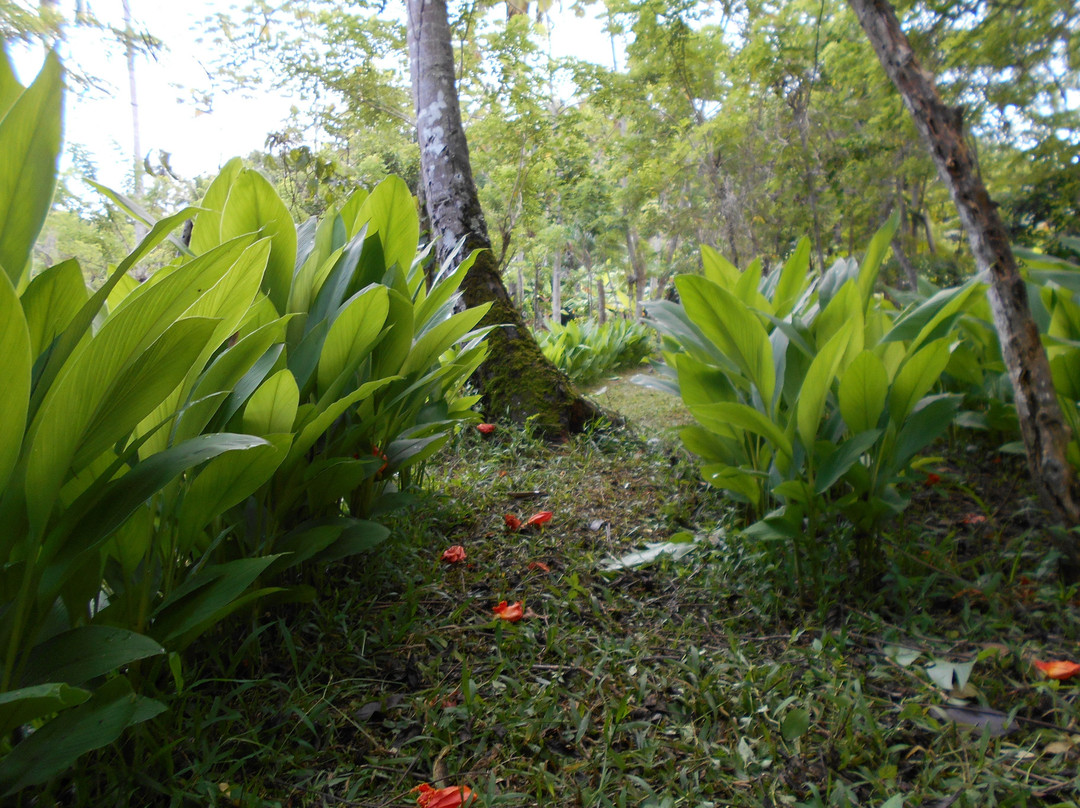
[503,513,522,531]
[441,545,466,564]
[923,473,941,487]
[524,510,553,527]
[528,561,551,572]
[492,600,524,622]
[413,783,475,808]
[1035,660,1080,680]
[477,423,496,435]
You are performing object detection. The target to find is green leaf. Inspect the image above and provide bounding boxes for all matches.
[770,237,811,318]
[888,395,961,476]
[797,320,855,452]
[243,370,300,436]
[18,626,164,688]
[816,430,882,493]
[677,275,775,406]
[0,270,30,493]
[176,437,289,547]
[88,180,193,256]
[838,351,889,434]
[700,243,739,290]
[219,169,297,314]
[888,339,952,426]
[857,211,899,307]
[0,51,62,286]
[309,519,391,565]
[781,707,810,742]
[0,682,90,739]
[150,556,280,649]
[19,259,87,359]
[188,157,242,253]
[0,677,151,798]
[691,401,793,461]
[354,175,419,276]
[316,284,389,397]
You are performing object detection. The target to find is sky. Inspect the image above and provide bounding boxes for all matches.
[10,1,613,190]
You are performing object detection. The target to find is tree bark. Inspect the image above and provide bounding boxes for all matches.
[847,0,1080,528]
[406,0,599,436]
[121,0,147,244]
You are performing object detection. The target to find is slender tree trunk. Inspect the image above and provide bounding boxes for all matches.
[121,0,147,243]
[597,279,607,325]
[551,248,562,323]
[847,0,1080,529]
[406,0,600,435]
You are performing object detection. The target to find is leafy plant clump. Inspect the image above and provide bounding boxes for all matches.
[0,50,490,797]
[537,317,655,386]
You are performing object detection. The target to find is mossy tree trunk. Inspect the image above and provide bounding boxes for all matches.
[848,0,1080,528]
[406,0,600,436]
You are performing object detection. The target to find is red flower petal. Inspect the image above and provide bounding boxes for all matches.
[923,473,941,487]
[503,514,522,531]
[477,423,496,435]
[528,561,551,572]
[492,600,524,622]
[961,513,987,525]
[1035,660,1080,680]
[441,545,466,564]
[413,783,475,808]
[524,511,553,527]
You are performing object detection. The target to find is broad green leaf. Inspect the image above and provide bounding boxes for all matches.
[18,626,163,688]
[770,237,811,318]
[188,156,242,253]
[88,180,193,256]
[856,211,899,307]
[309,519,391,565]
[414,248,477,328]
[888,339,952,426]
[0,47,21,115]
[700,463,763,502]
[0,682,90,739]
[884,276,983,351]
[176,436,289,547]
[701,243,739,291]
[797,320,855,452]
[19,259,87,359]
[673,353,738,409]
[150,555,280,649]
[681,425,742,463]
[691,401,793,460]
[354,175,419,276]
[839,351,889,434]
[401,304,491,376]
[0,271,30,492]
[243,370,300,436]
[677,275,775,406]
[316,284,389,395]
[70,317,220,472]
[816,429,882,493]
[781,707,811,742]
[0,52,62,286]
[220,169,297,314]
[38,433,269,600]
[287,378,397,464]
[0,677,155,798]
[889,395,961,475]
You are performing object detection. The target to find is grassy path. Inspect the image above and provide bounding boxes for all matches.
[83,372,1080,807]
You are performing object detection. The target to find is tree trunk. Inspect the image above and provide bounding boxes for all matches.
[551,247,562,324]
[847,0,1080,528]
[407,0,599,436]
[597,279,607,325]
[121,0,147,244]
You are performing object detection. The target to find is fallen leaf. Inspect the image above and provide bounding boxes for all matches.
[527,561,551,572]
[929,704,1015,736]
[599,539,699,572]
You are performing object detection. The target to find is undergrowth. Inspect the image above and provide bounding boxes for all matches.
[33,373,1080,808]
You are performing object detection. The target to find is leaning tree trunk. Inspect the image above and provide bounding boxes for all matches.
[847,0,1080,529]
[406,0,599,436]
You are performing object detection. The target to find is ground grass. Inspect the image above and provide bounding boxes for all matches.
[48,372,1080,808]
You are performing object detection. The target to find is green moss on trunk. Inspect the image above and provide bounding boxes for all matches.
[460,249,600,437]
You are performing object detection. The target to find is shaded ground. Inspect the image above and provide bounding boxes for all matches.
[72,369,1080,808]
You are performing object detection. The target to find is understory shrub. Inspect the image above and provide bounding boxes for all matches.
[537,317,654,385]
[0,51,489,797]
[643,215,984,598]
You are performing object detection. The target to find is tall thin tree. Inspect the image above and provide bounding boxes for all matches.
[406,0,600,435]
[846,0,1080,529]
